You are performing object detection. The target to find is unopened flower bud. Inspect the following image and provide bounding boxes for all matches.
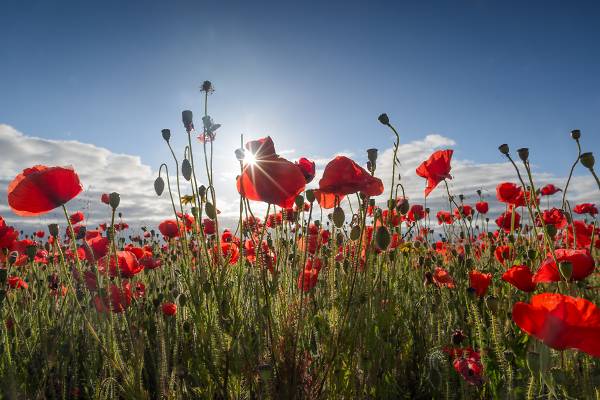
[570,130,580,140]
[25,244,37,261]
[108,192,120,210]
[550,367,565,385]
[517,148,529,162]
[154,177,165,196]
[559,261,573,281]
[8,251,18,266]
[161,129,171,142]
[235,148,245,161]
[305,189,315,203]
[367,148,378,163]
[378,113,390,125]
[580,152,595,169]
[498,144,509,154]
[527,351,540,374]
[182,110,194,132]
[466,287,477,301]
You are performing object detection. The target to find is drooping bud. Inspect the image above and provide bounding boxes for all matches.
[332,207,345,228]
[451,329,466,344]
[8,251,18,266]
[498,144,510,155]
[378,113,390,125]
[108,192,120,210]
[517,148,529,162]
[182,159,192,181]
[161,129,171,142]
[154,177,165,196]
[580,152,595,169]
[350,225,361,241]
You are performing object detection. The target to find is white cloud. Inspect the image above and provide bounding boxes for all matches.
[0,125,596,239]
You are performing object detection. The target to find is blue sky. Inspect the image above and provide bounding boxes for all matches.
[1,0,599,232]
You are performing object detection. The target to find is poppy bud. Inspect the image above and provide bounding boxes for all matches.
[526,351,540,374]
[258,364,272,381]
[182,110,194,132]
[375,226,391,251]
[294,195,304,209]
[235,148,245,161]
[571,130,581,140]
[545,223,557,239]
[182,159,192,181]
[0,290,6,304]
[25,244,37,261]
[367,148,378,163]
[466,287,477,301]
[179,294,187,307]
[200,80,214,93]
[413,241,421,249]
[580,152,595,169]
[559,261,573,281]
[399,200,410,215]
[198,185,206,199]
[205,202,216,220]
[161,129,171,142]
[517,148,529,162]
[48,224,60,238]
[108,192,120,210]
[498,144,509,155]
[0,269,7,285]
[485,295,499,312]
[152,298,161,308]
[305,189,315,204]
[361,357,373,372]
[550,367,565,385]
[183,321,191,333]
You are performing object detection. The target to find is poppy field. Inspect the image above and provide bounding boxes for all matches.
[2,81,600,399]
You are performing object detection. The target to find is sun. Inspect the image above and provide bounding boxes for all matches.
[244,152,256,165]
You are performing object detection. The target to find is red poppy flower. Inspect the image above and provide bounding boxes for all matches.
[512,293,600,357]
[496,183,523,205]
[573,203,598,215]
[501,265,536,292]
[313,156,384,209]
[305,257,323,273]
[214,242,239,265]
[563,221,596,247]
[82,236,110,265]
[85,230,101,240]
[416,150,453,197]
[475,202,489,214]
[7,165,83,217]
[495,211,520,233]
[469,270,491,298]
[114,222,129,232]
[66,224,86,240]
[159,220,184,239]
[123,245,146,260]
[2,239,34,266]
[94,281,132,313]
[177,213,195,231]
[536,208,567,230]
[454,205,472,219]
[295,157,316,184]
[141,257,162,270]
[69,212,84,225]
[236,137,306,208]
[202,219,216,235]
[444,346,489,386]
[35,230,45,239]
[533,248,594,282]
[298,269,319,291]
[97,251,143,278]
[436,211,452,225]
[540,184,562,196]
[407,205,427,222]
[0,216,19,249]
[162,302,177,316]
[494,245,516,267]
[8,276,27,290]
[101,194,110,205]
[434,267,455,289]
[99,223,107,231]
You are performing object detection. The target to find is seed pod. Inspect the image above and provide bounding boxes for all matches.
[485,295,499,312]
[205,202,216,220]
[571,130,581,140]
[182,159,192,181]
[202,282,211,294]
[305,189,315,203]
[580,152,595,169]
[559,261,573,281]
[295,195,304,208]
[332,207,345,228]
[108,192,120,210]
[179,294,187,307]
[466,287,477,301]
